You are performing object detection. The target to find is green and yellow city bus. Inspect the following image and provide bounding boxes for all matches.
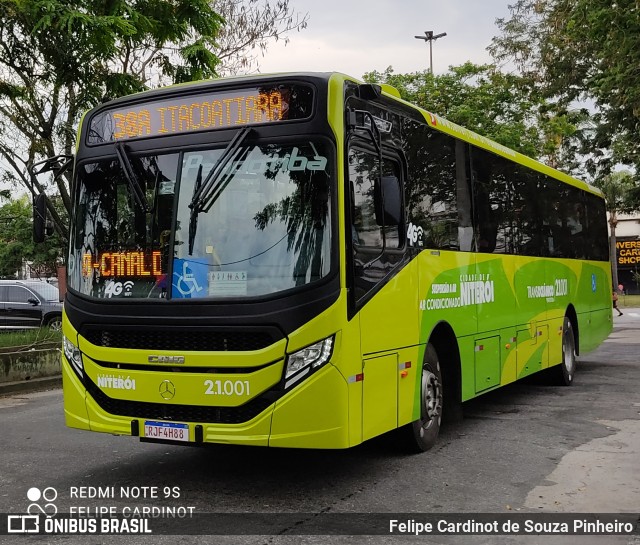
[54,72,612,451]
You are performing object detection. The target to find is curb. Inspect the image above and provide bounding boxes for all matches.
[0,375,61,396]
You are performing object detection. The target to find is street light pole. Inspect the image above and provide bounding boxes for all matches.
[414,30,447,74]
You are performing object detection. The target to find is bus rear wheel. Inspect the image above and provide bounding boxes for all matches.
[549,317,576,386]
[401,343,443,452]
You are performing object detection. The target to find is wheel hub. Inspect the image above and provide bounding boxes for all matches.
[421,369,442,430]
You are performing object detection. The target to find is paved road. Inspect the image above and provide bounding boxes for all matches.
[1,311,639,545]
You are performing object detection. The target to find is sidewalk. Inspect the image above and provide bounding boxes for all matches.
[0,374,61,396]
[524,418,640,512]
[519,307,640,545]
[613,306,640,325]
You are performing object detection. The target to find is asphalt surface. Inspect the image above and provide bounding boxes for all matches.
[1,310,639,545]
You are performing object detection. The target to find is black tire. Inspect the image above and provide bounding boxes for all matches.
[399,343,443,452]
[549,316,576,386]
[46,314,62,331]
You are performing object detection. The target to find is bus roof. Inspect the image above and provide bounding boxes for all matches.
[330,72,602,198]
[86,71,602,198]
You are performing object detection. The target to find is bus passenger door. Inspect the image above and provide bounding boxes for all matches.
[347,146,416,434]
[362,353,398,440]
[347,147,415,355]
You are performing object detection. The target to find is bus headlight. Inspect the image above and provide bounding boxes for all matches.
[63,335,84,378]
[284,336,334,389]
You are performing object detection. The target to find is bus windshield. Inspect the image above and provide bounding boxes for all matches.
[69,139,333,300]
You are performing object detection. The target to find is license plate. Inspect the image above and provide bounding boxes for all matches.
[143,421,189,442]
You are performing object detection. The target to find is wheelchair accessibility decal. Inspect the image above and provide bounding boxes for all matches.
[172,259,208,298]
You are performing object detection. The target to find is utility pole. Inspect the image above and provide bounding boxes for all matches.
[414,30,447,74]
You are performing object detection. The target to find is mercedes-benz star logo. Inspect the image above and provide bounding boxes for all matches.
[159,380,176,400]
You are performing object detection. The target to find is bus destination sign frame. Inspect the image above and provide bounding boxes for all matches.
[87,84,313,144]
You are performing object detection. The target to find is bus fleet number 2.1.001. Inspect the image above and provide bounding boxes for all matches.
[204,379,251,396]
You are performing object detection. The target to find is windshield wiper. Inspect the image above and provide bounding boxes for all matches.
[190,127,253,212]
[187,127,253,255]
[114,142,149,213]
[188,164,203,255]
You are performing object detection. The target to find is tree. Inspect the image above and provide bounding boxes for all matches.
[213,0,308,76]
[363,63,591,172]
[0,195,63,278]
[0,0,307,238]
[593,171,640,289]
[490,0,640,176]
[0,0,225,239]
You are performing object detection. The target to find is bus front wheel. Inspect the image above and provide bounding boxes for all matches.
[401,343,443,452]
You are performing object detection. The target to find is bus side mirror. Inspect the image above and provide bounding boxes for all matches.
[33,193,46,243]
[375,175,402,227]
[33,193,53,243]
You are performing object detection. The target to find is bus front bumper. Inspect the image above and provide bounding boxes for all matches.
[62,356,351,449]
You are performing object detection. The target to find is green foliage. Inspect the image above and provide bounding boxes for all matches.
[0,195,63,277]
[0,327,61,349]
[213,0,309,76]
[490,0,640,176]
[363,64,589,172]
[592,170,640,290]
[0,0,308,239]
[0,0,225,238]
[0,196,34,277]
[593,171,640,218]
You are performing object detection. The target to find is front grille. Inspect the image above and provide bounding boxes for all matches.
[82,327,277,351]
[86,378,278,424]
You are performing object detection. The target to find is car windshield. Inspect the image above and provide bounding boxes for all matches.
[68,139,334,300]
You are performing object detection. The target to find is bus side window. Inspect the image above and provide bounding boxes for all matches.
[584,193,609,261]
[470,146,513,254]
[473,179,498,253]
[456,141,473,252]
[349,149,402,250]
[348,147,404,303]
[568,198,586,259]
[403,120,463,251]
[350,148,383,248]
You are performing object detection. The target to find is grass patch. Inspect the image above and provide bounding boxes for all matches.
[0,328,62,349]
[618,294,640,308]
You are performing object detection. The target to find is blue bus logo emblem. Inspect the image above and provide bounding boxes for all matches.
[591,274,597,292]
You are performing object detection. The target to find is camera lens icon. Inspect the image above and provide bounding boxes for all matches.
[27,488,42,502]
[27,486,58,517]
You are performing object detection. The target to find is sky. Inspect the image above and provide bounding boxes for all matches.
[255,0,512,78]
[0,0,514,190]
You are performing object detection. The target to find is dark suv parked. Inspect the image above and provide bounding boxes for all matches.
[0,280,63,330]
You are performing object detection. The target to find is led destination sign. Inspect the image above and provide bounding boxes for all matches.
[88,84,313,144]
[83,251,163,278]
